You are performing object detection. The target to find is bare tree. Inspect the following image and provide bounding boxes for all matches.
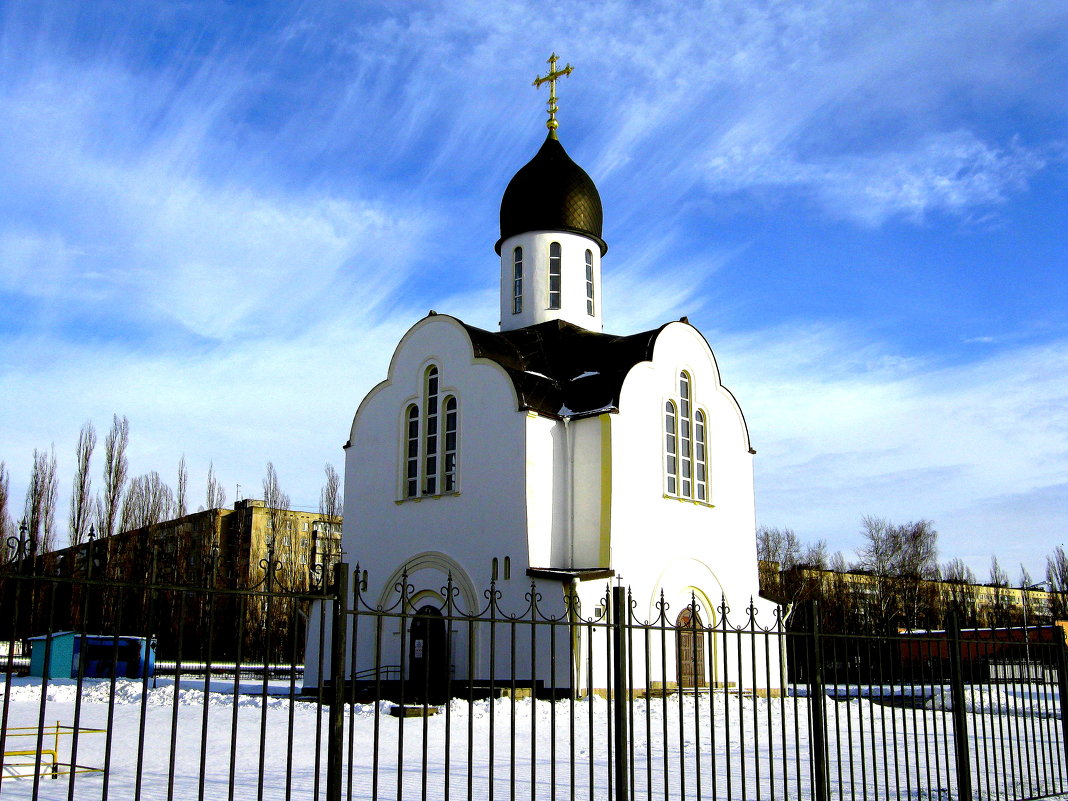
[315,462,344,576]
[24,447,59,555]
[987,555,1011,627]
[205,461,227,510]
[756,525,800,596]
[319,463,342,520]
[0,461,12,562]
[68,420,97,546]
[96,414,129,538]
[1047,545,1068,620]
[176,455,188,518]
[855,516,939,633]
[263,462,289,514]
[120,472,175,532]
[263,462,291,551]
[756,525,827,618]
[941,557,978,627]
[821,551,859,633]
[1016,563,1048,627]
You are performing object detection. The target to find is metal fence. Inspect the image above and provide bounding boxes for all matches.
[2,558,1067,800]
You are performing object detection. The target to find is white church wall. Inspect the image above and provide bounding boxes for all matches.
[569,415,610,568]
[600,322,779,690]
[498,231,602,332]
[339,317,530,672]
[607,323,762,607]
[569,572,782,695]
[524,412,557,568]
[333,315,581,686]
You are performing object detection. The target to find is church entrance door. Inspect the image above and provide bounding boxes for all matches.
[676,606,706,689]
[407,605,448,704]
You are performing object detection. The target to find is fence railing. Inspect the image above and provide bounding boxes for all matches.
[2,560,1067,801]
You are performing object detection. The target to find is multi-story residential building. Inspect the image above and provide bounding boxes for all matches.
[762,562,1058,633]
[7,500,342,660]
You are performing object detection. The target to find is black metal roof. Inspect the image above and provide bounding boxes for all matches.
[457,318,667,419]
[495,134,607,256]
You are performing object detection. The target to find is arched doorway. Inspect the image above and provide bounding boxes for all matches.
[407,605,448,704]
[676,606,706,689]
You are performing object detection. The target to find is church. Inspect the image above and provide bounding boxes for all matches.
[305,57,775,696]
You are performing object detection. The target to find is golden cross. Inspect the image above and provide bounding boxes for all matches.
[533,52,574,133]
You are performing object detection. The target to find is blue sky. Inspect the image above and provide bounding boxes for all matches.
[1,1,1066,580]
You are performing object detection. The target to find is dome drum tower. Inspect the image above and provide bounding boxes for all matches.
[498,229,603,332]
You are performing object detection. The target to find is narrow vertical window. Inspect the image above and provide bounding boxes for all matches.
[402,365,460,500]
[512,247,523,314]
[423,367,439,495]
[548,241,562,309]
[679,372,693,498]
[504,556,511,579]
[405,405,419,498]
[694,410,707,502]
[585,249,595,315]
[492,557,499,581]
[443,396,458,492]
[665,401,678,495]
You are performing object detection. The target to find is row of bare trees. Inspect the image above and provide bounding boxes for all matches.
[1,415,342,561]
[758,517,1067,634]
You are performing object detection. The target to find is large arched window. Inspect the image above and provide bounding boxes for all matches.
[664,371,709,503]
[401,365,460,499]
[512,247,523,314]
[548,241,562,309]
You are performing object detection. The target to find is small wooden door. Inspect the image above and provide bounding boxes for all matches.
[676,606,706,689]
[408,605,447,704]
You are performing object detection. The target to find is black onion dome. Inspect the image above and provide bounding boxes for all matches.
[495,134,607,255]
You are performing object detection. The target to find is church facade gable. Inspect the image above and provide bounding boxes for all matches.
[599,321,760,618]
[343,316,533,591]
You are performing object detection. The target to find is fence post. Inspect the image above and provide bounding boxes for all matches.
[1057,626,1068,771]
[326,562,349,801]
[612,584,630,801]
[948,611,973,801]
[807,600,829,801]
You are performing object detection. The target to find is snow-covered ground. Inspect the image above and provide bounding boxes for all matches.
[2,676,1066,800]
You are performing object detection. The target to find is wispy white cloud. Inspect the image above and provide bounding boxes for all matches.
[703,130,1047,225]
[0,314,414,520]
[0,35,431,344]
[718,324,1068,577]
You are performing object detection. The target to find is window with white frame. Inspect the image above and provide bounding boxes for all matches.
[512,247,523,314]
[664,400,678,495]
[585,249,594,315]
[443,396,458,492]
[405,405,419,498]
[694,410,708,501]
[402,365,460,499]
[424,366,440,494]
[664,371,709,502]
[548,241,562,309]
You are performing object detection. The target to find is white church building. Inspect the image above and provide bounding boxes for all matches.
[306,61,777,697]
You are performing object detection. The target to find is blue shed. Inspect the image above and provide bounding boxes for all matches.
[27,632,156,679]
